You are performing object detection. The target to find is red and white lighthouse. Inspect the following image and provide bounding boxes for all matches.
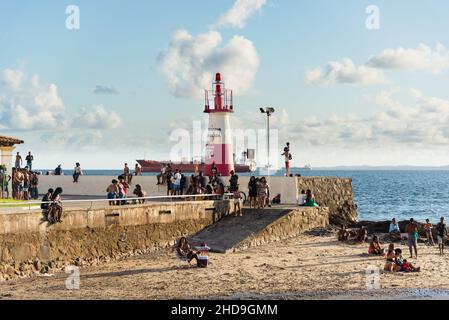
[204,73,235,177]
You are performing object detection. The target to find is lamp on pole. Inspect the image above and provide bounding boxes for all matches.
[259,107,275,169]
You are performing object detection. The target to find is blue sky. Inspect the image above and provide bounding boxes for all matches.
[2,0,449,169]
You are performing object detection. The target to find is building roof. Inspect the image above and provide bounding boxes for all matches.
[0,135,24,147]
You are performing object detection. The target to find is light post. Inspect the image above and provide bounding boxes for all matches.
[260,107,275,171]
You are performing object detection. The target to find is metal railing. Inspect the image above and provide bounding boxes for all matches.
[0,193,234,212]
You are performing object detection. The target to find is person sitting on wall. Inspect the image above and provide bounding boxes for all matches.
[303,189,318,207]
[389,218,402,241]
[272,194,281,205]
[133,184,147,204]
[338,225,350,241]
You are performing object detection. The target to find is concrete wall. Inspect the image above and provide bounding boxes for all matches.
[37,175,297,204]
[36,175,357,223]
[297,177,357,224]
[0,200,231,281]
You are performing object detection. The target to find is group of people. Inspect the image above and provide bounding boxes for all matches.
[389,217,448,256]
[15,151,34,170]
[368,237,421,273]
[247,176,270,209]
[11,167,39,200]
[41,187,64,224]
[338,225,369,243]
[297,189,319,207]
[106,175,147,205]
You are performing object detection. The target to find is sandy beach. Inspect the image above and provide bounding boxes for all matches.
[2,229,449,300]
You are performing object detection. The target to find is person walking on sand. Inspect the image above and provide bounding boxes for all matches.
[424,219,435,246]
[405,218,419,259]
[73,163,83,183]
[437,217,448,255]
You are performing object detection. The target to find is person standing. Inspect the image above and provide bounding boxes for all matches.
[135,163,142,176]
[106,179,119,206]
[0,168,11,199]
[30,171,39,200]
[124,163,132,184]
[405,218,419,259]
[179,170,186,195]
[172,169,181,196]
[424,219,435,246]
[281,142,291,177]
[248,176,258,209]
[73,163,83,183]
[437,217,448,255]
[229,170,239,192]
[25,152,34,171]
[15,152,22,169]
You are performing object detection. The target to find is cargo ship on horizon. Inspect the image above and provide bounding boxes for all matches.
[136,159,256,174]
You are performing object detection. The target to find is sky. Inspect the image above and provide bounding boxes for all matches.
[2,0,449,169]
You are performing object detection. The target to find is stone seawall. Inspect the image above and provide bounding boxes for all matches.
[297,177,357,224]
[0,200,231,281]
[234,207,329,252]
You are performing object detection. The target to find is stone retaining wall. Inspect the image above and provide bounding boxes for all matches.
[235,207,329,251]
[0,200,231,281]
[297,177,357,224]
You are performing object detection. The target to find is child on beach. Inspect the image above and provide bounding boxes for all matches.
[384,243,396,272]
[233,189,242,216]
[394,248,420,272]
[424,219,435,246]
[106,180,119,205]
[368,236,385,256]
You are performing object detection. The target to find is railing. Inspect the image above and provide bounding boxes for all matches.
[0,193,234,212]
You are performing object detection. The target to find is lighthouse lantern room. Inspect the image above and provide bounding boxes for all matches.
[204,73,235,176]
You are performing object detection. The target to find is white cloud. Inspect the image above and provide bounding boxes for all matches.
[0,67,123,132]
[160,29,260,98]
[216,0,267,29]
[72,105,122,129]
[3,69,24,91]
[305,58,387,86]
[367,43,449,74]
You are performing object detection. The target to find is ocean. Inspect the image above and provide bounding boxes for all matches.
[44,169,449,223]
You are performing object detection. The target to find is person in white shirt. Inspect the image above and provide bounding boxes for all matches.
[298,189,306,206]
[171,169,182,196]
[389,218,401,240]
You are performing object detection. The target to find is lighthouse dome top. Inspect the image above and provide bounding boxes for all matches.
[204,72,234,114]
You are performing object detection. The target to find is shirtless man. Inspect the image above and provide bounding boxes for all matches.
[12,169,24,200]
[15,152,22,169]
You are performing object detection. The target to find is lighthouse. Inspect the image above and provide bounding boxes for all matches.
[204,73,235,177]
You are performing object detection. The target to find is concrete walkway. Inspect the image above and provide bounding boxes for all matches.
[189,206,299,253]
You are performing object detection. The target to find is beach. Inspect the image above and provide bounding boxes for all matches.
[2,229,449,300]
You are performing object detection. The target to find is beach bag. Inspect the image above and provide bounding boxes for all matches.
[197,256,209,268]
